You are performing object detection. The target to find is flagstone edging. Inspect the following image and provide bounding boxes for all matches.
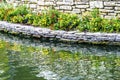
[0,21,120,45]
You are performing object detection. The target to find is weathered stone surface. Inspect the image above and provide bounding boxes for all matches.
[0,21,120,45]
[116,4,120,7]
[100,9,114,13]
[104,16,116,19]
[74,2,88,5]
[116,35,120,41]
[104,2,116,7]
[29,0,38,3]
[100,12,107,15]
[57,0,74,5]
[108,13,116,16]
[104,7,114,10]
[115,11,120,14]
[90,1,103,8]
[76,5,89,8]
[115,7,120,10]
[44,2,55,5]
[60,6,72,10]
[30,4,37,8]
[37,1,45,6]
[72,9,81,13]
[10,0,120,19]
[81,9,86,12]
[64,0,73,3]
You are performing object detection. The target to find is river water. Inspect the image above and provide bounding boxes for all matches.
[0,33,120,80]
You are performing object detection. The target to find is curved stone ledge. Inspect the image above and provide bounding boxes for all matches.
[0,21,120,45]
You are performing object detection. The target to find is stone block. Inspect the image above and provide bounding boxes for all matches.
[104,7,114,10]
[115,11,120,14]
[30,4,37,9]
[104,2,116,7]
[116,1,120,4]
[29,0,37,3]
[74,2,88,5]
[54,7,59,10]
[15,1,21,3]
[105,16,116,19]
[115,35,120,41]
[64,11,71,13]
[60,6,72,10]
[44,2,55,5]
[72,9,81,14]
[81,9,86,12]
[100,9,114,13]
[38,1,45,6]
[100,12,107,15]
[90,1,103,8]
[57,2,73,5]
[64,0,73,3]
[116,4,120,7]
[115,7,120,10]
[86,8,92,11]
[108,13,116,16]
[76,5,89,8]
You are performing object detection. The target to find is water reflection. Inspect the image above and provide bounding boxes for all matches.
[0,33,120,80]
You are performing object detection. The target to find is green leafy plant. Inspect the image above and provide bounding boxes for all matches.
[32,14,41,26]
[78,8,120,33]
[24,13,35,24]
[0,2,13,20]
[39,9,59,29]
[10,15,24,23]
[54,13,80,30]
[6,5,30,22]
[0,4,120,33]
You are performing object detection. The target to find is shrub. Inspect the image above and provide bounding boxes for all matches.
[6,5,30,22]
[78,8,120,33]
[0,8,5,20]
[39,9,59,29]
[54,13,80,30]
[32,14,41,26]
[0,3,13,20]
[10,15,24,23]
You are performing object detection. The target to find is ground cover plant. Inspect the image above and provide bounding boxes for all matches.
[0,3,120,32]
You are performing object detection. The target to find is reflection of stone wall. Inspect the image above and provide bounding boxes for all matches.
[11,0,120,19]
[0,21,120,45]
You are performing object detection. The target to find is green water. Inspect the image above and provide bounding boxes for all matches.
[0,34,120,80]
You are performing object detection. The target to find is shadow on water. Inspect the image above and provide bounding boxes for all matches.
[0,32,120,55]
[0,32,120,80]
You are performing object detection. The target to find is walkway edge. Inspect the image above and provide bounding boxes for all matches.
[0,21,120,45]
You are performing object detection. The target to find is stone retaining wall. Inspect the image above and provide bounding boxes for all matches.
[0,21,120,45]
[9,0,120,19]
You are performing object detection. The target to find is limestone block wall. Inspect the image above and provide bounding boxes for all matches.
[9,0,120,19]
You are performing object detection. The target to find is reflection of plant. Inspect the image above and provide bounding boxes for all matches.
[115,58,120,66]
[0,39,120,80]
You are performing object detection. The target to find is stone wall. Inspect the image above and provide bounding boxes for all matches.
[9,0,120,19]
[0,21,120,45]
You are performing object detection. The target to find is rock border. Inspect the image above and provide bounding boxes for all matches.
[0,21,120,45]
